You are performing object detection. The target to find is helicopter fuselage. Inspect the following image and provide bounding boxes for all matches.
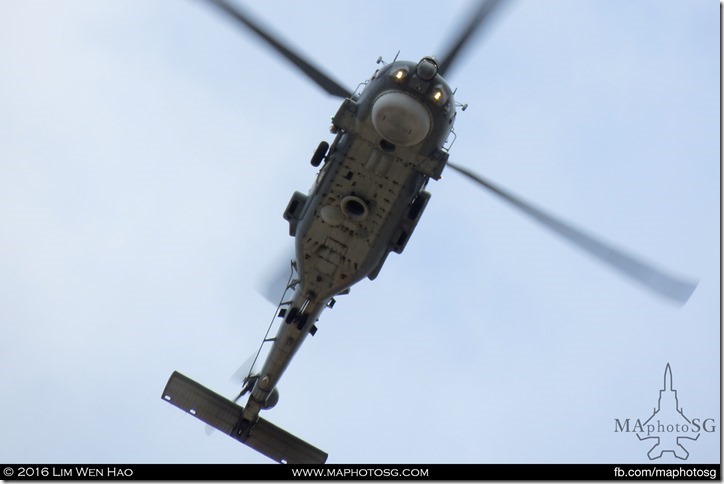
[163,1,698,464]
[241,58,457,422]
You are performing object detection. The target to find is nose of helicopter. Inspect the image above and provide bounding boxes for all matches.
[371,91,431,147]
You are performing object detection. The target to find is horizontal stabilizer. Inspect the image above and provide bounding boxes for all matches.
[162,371,328,464]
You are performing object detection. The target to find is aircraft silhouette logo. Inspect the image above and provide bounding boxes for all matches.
[614,364,716,460]
[635,364,699,460]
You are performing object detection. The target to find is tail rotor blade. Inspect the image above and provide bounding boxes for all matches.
[204,353,257,437]
[202,0,351,98]
[231,352,259,385]
[446,162,698,305]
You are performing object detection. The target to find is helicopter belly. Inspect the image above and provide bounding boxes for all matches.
[293,135,428,301]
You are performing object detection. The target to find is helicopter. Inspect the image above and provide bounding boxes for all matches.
[160,0,703,464]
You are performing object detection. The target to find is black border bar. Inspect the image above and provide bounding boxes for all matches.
[1,464,720,481]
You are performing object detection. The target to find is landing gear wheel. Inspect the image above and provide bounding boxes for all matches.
[310,141,329,167]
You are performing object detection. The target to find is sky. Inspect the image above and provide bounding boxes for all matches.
[0,0,719,465]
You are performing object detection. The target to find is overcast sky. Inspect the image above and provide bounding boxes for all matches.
[0,0,719,465]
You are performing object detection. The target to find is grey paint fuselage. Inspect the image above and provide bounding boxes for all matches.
[242,59,456,423]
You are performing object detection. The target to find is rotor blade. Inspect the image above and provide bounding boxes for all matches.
[201,355,255,437]
[231,352,259,385]
[437,0,508,77]
[202,0,351,98]
[256,249,296,305]
[257,262,293,305]
[206,354,258,436]
[446,162,698,305]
